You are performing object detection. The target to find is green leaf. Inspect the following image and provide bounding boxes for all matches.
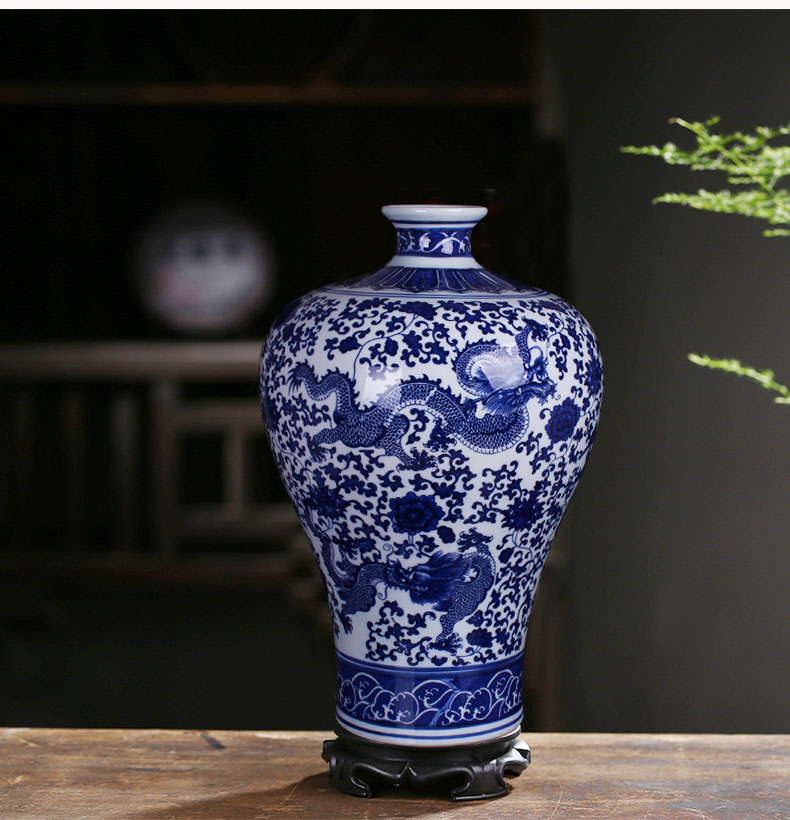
[622,117,790,234]
[688,354,790,402]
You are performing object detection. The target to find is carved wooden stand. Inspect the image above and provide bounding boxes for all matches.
[322,727,530,802]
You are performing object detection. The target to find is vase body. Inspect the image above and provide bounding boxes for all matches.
[259,205,602,748]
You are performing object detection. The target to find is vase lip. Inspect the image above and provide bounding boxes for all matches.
[382,204,488,225]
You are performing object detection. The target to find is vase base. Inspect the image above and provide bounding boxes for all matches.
[321,726,530,802]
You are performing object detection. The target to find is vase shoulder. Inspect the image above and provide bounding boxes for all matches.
[337,264,541,296]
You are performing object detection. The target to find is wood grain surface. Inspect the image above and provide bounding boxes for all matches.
[0,729,788,819]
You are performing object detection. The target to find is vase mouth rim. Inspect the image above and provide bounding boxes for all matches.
[382,204,488,225]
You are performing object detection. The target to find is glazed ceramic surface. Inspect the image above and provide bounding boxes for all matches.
[259,205,602,747]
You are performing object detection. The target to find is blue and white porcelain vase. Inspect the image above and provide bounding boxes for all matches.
[259,205,602,799]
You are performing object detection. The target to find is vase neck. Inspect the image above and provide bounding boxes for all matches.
[383,204,486,269]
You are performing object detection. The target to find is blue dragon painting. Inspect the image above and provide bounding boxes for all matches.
[288,320,555,466]
[306,510,495,650]
[283,320,557,650]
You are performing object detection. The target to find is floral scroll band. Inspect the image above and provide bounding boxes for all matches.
[335,650,524,731]
[395,229,473,257]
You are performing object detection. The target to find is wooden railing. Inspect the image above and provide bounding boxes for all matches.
[0,342,319,592]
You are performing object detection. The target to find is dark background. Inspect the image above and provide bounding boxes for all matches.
[549,10,790,732]
[2,10,789,734]
[0,10,563,342]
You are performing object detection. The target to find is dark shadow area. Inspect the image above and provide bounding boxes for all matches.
[0,580,336,729]
[132,772,478,819]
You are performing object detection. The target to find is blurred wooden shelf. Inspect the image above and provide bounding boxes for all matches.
[0,550,303,588]
[0,341,262,380]
[0,81,534,107]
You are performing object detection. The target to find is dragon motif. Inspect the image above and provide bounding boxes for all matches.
[287,321,555,466]
[308,512,495,648]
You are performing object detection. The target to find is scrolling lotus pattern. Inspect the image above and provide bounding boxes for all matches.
[260,287,603,668]
[396,229,473,257]
[336,655,523,731]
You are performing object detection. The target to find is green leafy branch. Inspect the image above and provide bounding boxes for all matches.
[624,117,790,405]
[622,117,790,236]
[687,354,790,404]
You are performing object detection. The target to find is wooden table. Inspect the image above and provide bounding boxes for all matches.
[1,729,788,819]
